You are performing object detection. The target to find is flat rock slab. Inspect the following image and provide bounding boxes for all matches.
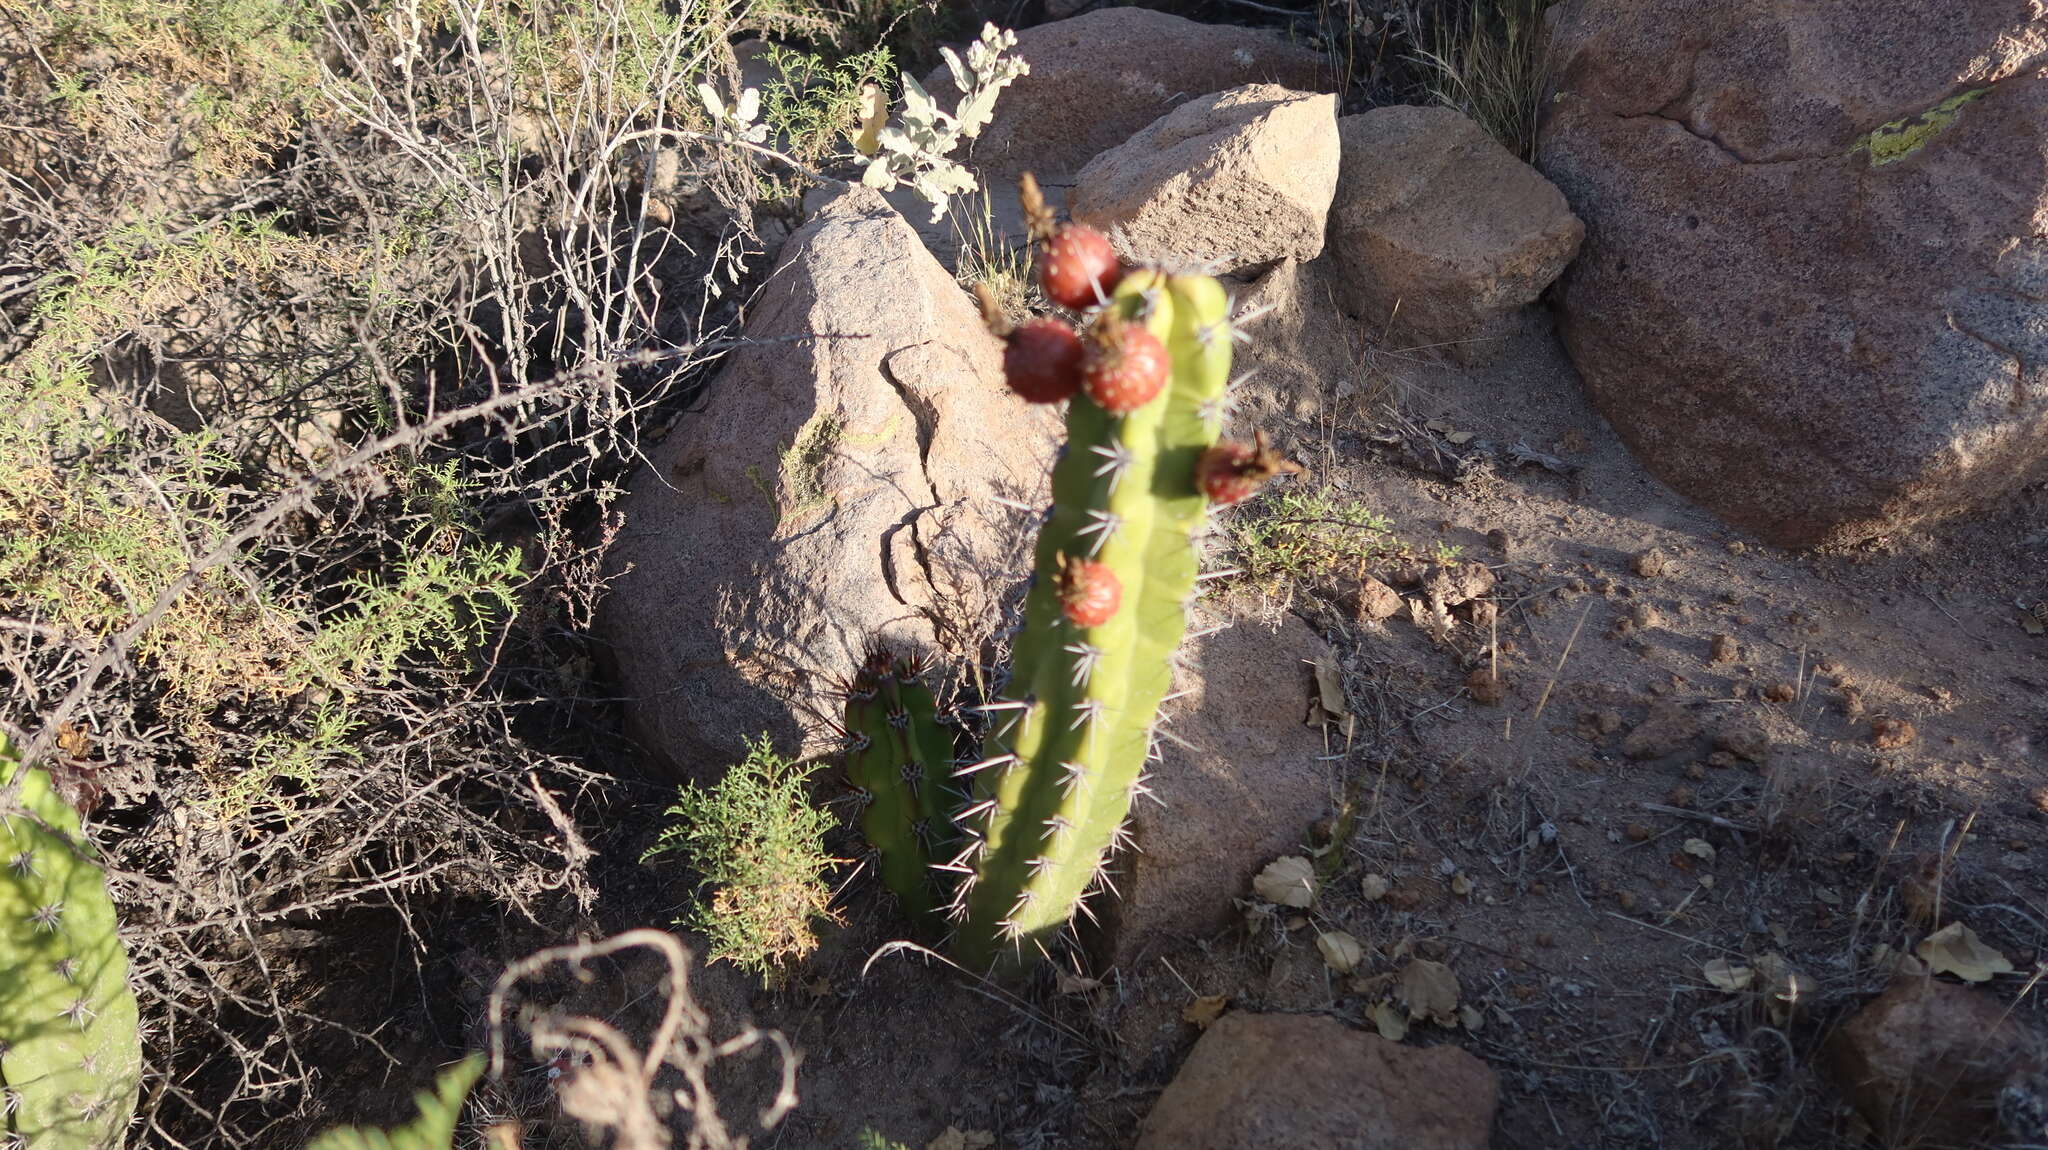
[927,7,1329,183]
[1828,977,2046,1148]
[1072,84,1339,276]
[1138,1012,1498,1150]
[1329,104,1582,363]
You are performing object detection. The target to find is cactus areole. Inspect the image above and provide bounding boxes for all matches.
[1,745,144,1149]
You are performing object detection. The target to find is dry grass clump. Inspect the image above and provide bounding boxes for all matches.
[0,0,920,1140]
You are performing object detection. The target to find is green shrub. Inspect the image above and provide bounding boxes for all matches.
[643,736,840,982]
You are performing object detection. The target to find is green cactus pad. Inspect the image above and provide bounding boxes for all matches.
[953,270,1231,969]
[844,650,957,924]
[305,1053,482,1150]
[1,746,142,1150]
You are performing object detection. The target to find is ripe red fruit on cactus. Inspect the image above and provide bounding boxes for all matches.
[976,283,1082,403]
[1055,554,1121,627]
[1021,171,1121,311]
[1039,224,1121,311]
[1196,430,1303,505]
[1004,318,1084,403]
[1081,312,1168,415]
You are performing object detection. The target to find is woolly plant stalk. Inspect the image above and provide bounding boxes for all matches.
[1,744,143,1149]
[949,269,1232,969]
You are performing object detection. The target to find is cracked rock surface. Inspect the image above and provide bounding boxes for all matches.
[599,185,1058,777]
[1538,0,2048,548]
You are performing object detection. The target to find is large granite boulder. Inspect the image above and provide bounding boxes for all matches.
[1538,0,2048,547]
[599,186,1057,776]
[927,7,1329,183]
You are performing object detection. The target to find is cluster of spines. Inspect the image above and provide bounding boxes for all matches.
[1,744,142,1150]
[840,649,958,925]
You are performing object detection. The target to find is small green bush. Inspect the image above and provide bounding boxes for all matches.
[643,736,839,982]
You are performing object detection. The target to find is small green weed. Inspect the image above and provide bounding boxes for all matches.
[1224,488,1401,590]
[643,736,840,983]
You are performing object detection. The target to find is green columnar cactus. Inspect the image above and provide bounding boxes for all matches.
[1,745,143,1149]
[950,269,1232,969]
[842,650,957,923]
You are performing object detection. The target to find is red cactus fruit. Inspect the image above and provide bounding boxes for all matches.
[1055,554,1121,627]
[976,282,1082,404]
[1081,313,1168,415]
[1196,430,1304,505]
[1039,224,1121,311]
[1021,171,1122,311]
[1004,317,1085,403]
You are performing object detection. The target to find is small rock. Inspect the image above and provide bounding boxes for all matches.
[1329,105,1583,363]
[1592,709,1624,736]
[1360,873,1391,901]
[1714,711,1773,764]
[1828,979,2047,1149]
[1486,528,1512,554]
[1465,666,1505,705]
[1624,822,1652,842]
[1137,1013,1497,1150]
[1623,701,1703,760]
[1871,716,1918,750]
[1072,85,1339,275]
[1631,548,1670,577]
[1708,633,1739,664]
[2032,786,2048,815]
[1356,577,1405,621]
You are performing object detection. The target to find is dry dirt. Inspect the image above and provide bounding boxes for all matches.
[647,286,2048,1150]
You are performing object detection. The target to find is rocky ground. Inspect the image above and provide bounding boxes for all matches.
[583,6,2047,1145]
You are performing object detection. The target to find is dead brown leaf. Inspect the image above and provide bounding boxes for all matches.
[1182,994,1228,1029]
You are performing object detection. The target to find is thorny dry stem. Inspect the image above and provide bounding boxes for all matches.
[489,929,798,1150]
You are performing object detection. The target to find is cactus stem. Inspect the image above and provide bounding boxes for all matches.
[1055,760,1090,797]
[60,998,95,1028]
[30,903,62,932]
[1064,643,1104,688]
[1026,855,1056,877]
[8,851,34,878]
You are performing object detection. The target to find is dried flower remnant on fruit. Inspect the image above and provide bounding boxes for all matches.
[1196,430,1302,505]
[1021,171,1121,310]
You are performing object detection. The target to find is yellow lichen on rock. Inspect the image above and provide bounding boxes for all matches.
[1852,88,1989,166]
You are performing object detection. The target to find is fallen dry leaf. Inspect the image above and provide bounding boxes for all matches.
[1917,922,2014,983]
[1055,970,1101,995]
[1253,855,1318,908]
[1308,655,1357,740]
[1316,930,1364,973]
[1682,838,1717,863]
[1370,999,1408,1041]
[927,1128,995,1150]
[1360,873,1391,901]
[1868,943,1929,979]
[1702,958,1754,992]
[1755,953,1816,1025]
[1182,994,1228,1029]
[1458,1003,1485,1032]
[1449,873,1474,897]
[1397,959,1460,1027]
